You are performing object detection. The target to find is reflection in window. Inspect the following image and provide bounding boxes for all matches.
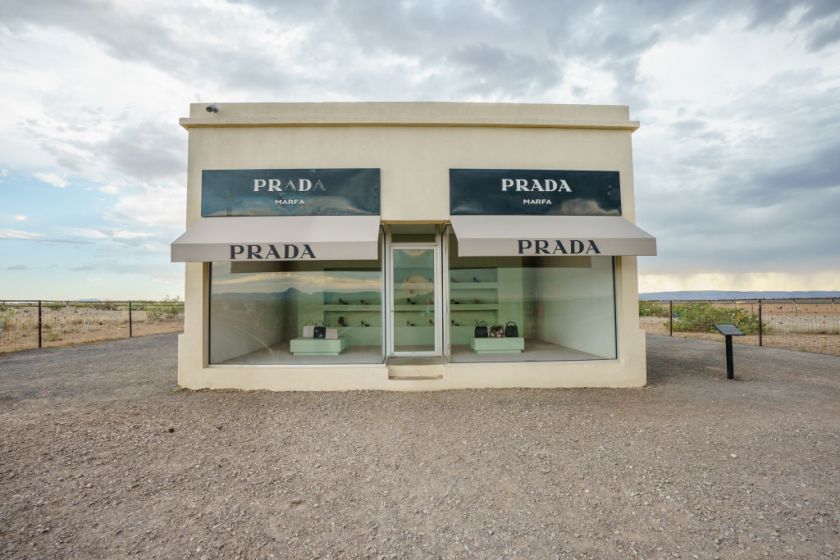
[448,235,616,362]
[210,260,383,365]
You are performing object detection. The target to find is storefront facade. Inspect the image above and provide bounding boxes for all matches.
[172,102,656,391]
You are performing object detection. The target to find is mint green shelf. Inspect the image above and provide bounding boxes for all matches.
[393,304,434,312]
[450,282,499,290]
[470,337,524,354]
[449,304,499,311]
[290,337,348,356]
[323,304,381,312]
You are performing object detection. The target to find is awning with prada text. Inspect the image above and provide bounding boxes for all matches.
[450,215,656,257]
[171,216,381,262]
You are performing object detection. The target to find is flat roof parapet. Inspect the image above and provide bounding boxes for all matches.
[181,102,639,131]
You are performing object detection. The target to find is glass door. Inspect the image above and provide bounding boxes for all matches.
[388,243,441,356]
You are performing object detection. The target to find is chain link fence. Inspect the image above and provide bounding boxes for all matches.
[3,297,838,357]
[640,298,840,356]
[0,300,184,354]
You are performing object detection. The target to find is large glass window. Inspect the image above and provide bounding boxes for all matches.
[210,259,383,365]
[448,235,617,362]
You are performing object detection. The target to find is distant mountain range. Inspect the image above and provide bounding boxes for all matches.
[640,291,840,301]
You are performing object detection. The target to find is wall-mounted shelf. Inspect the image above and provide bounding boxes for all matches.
[394,304,434,312]
[450,304,499,311]
[323,304,382,312]
[450,282,499,290]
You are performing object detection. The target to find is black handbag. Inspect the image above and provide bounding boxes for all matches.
[474,321,488,338]
[504,321,519,337]
[313,321,326,339]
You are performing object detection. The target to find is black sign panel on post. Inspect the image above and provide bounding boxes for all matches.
[450,169,621,216]
[714,324,744,380]
[201,168,380,217]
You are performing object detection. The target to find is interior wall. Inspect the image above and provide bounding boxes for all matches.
[210,296,286,363]
[534,257,616,358]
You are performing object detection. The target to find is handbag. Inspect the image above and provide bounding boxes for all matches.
[303,324,314,338]
[313,321,326,339]
[504,321,519,338]
[474,320,488,338]
[490,325,504,338]
[325,327,338,340]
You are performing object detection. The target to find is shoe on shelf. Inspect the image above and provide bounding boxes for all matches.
[407,298,416,305]
[361,320,370,327]
[472,276,480,283]
[338,297,348,305]
[338,316,348,327]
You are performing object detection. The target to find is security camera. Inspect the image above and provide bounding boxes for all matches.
[205,104,219,113]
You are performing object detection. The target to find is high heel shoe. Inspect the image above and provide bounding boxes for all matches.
[361,320,370,327]
[338,297,348,305]
[338,316,348,327]
[407,298,416,305]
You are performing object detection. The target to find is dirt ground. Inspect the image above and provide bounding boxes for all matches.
[0,303,183,354]
[639,316,840,356]
[1,334,839,559]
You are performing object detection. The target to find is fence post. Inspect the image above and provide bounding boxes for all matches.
[129,301,133,338]
[669,300,673,337]
[38,300,42,349]
[758,299,763,347]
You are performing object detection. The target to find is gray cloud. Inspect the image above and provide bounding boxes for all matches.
[447,43,559,97]
[103,122,184,181]
[2,0,840,288]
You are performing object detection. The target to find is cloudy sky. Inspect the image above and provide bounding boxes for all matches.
[1,0,839,299]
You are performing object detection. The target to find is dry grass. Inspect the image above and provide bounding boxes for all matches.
[0,302,183,354]
[640,301,840,356]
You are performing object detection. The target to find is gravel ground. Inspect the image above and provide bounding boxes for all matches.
[1,333,839,559]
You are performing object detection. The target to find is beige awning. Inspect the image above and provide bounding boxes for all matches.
[450,215,656,257]
[171,216,381,262]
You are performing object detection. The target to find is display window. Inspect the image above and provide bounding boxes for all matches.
[209,259,384,365]
[447,234,617,362]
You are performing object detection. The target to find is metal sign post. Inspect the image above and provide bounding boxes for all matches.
[714,324,744,379]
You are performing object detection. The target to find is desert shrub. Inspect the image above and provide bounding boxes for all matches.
[0,305,15,332]
[639,301,667,317]
[669,302,765,335]
[144,296,183,322]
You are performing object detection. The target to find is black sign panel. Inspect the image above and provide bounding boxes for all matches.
[714,324,744,336]
[450,169,621,216]
[201,168,380,217]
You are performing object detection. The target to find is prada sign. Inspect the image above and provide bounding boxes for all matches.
[201,168,380,217]
[230,244,316,260]
[450,169,621,216]
[517,239,601,255]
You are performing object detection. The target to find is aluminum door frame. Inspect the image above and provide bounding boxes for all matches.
[386,240,442,357]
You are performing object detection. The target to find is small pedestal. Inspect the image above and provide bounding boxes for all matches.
[290,338,348,356]
[470,337,524,354]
